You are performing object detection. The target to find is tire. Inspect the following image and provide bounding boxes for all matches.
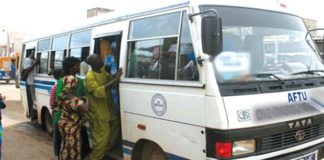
[44,109,53,136]
[6,80,9,83]
[141,142,167,160]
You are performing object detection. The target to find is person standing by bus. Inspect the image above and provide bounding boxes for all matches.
[23,51,40,121]
[85,54,122,160]
[0,93,6,160]
[57,75,90,160]
[56,57,90,159]
[10,59,16,80]
[104,41,119,115]
[49,69,64,160]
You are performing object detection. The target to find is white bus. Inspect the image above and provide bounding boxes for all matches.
[19,0,324,159]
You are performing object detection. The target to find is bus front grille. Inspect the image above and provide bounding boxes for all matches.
[260,124,324,151]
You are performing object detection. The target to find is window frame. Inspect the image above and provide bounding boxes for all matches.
[125,9,201,85]
[126,11,182,81]
[49,34,69,71]
[33,29,92,77]
[128,12,182,40]
[69,30,91,61]
[36,38,51,75]
[69,30,92,49]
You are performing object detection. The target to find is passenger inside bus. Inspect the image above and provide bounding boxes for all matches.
[160,44,176,80]
[148,46,162,79]
[104,41,120,115]
[177,43,199,81]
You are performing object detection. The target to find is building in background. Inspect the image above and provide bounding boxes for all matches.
[87,7,113,18]
[8,32,30,57]
[0,29,9,57]
[303,18,318,38]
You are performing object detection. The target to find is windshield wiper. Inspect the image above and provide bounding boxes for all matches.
[291,70,324,75]
[253,73,285,84]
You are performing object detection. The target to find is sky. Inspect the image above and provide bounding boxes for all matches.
[0,0,179,35]
[0,0,322,36]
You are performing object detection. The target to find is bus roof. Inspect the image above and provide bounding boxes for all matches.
[23,0,297,43]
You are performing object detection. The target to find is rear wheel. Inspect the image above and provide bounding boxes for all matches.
[5,80,9,83]
[141,142,167,160]
[43,109,53,136]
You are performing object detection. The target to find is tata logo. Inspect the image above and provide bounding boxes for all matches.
[288,118,312,130]
[237,110,251,122]
[288,91,307,103]
[295,130,306,141]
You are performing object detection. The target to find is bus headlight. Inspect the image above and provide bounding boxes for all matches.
[232,139,256,156]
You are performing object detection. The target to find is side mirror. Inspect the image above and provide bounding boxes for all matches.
[201,16,222,56]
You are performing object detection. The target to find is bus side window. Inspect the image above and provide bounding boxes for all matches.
[177,11,199,81]
[127,37,177,80]
[127,12,181,80]
[50,50,65,70]
[70,47,89,76]
[38,51,49,74]
[51,35,69,70]
[37,38,51,74]
[70,30,91,76]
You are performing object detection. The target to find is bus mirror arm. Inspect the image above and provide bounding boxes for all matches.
[188,9,218,22]
[197,56,204,66]
[189,9,223,57]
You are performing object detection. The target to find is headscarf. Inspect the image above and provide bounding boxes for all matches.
[57,75,78,109]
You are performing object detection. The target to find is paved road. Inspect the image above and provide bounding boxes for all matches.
[0,82,54,160]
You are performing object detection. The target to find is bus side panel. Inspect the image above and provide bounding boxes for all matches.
[34,77,54,123]
[205,96,229,130]
[122,113,206,159]
[120,82,206,159]
[120,83,205,125]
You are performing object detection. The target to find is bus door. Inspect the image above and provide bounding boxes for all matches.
[20,47,36,118]
[94,32,122,112]
[93,32,123,156]
[93,32,122,69]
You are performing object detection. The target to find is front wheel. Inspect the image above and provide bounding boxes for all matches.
[141,142,167,160]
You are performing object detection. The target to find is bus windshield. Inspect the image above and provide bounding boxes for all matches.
[201,6,324,83]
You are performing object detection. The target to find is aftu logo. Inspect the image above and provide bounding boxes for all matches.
[288,91,307,103]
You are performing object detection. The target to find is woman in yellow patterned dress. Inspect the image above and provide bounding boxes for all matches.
[57,75,89,160]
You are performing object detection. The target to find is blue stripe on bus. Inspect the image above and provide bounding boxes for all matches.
[20,81,52,94]
[20,80,55,86]
[34,80,55,85]
[166,153,190,160]
[122,147,132,155]
[123,140,135,148]
[122,140,189,160]
[35,85,52,93]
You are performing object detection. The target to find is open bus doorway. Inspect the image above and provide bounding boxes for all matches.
[93,33,123,158]
[20,48,37,121]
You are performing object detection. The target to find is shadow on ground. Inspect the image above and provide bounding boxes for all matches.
[0,81,15,85]
[2,121,53,160]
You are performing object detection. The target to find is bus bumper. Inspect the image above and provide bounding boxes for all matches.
[206,139,324,160]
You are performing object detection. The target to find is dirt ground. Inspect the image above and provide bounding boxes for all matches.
[0,82,54,160]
